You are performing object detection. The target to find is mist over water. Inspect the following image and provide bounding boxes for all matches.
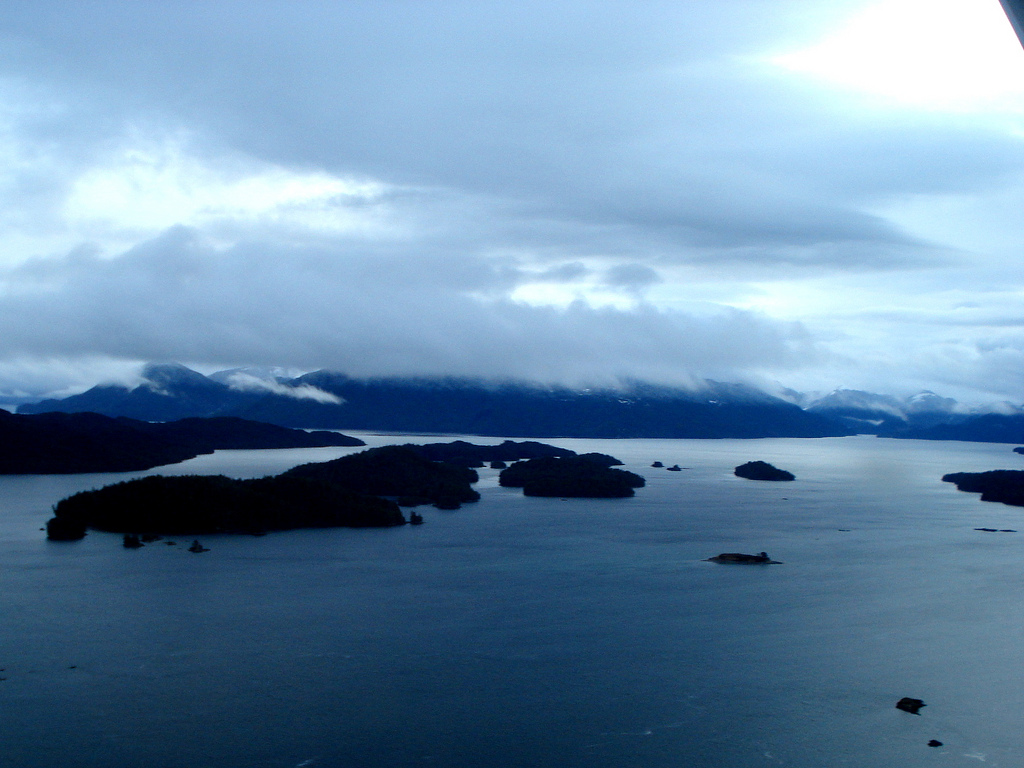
[1,435,1022,767]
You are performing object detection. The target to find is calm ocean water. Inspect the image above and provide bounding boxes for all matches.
[1,434,1023,767]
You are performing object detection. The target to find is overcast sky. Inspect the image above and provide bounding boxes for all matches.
[1,0,1023,403]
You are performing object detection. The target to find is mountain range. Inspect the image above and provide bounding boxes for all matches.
[16,363,848,439]
[802,388,1024,443]
[13,363,1024,443]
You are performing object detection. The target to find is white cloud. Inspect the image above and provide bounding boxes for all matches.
[224,372,343,404]
[0,227,816,390]
[63,134,389,239]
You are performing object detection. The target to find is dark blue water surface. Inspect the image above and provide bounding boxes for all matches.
[1,435,1023,767]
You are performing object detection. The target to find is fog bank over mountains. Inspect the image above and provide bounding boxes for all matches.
[12,362,1024,443]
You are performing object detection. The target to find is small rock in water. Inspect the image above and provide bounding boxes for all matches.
[927,740,943,747]
[707,551,780,564]
[896,697,925,715]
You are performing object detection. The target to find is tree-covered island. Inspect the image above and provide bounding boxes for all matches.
[403,439,577,466]
[498,454,644,497]
[0,410,365,474]
[47,440,612,540]
[282,445,482,509]
[734,461,795,481]
[48,473,406,540]
[942,470,1024,507]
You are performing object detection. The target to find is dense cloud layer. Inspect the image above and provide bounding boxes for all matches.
[0,226,813,385]
[0,0,1022,402]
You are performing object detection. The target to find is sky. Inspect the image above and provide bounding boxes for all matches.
[1,0,1024,404]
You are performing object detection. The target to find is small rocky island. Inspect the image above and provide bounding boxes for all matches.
[734,461,795,481]
[942,469,1024,507]
[706,552,781,564]
[895,697,926,715]
[498,454,644,497]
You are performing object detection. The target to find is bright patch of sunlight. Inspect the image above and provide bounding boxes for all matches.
[772,0,1024,112]
[64,135,389,239]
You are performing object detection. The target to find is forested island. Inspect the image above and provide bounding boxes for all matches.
[942,470,1024,507]
[46,445,479,539]
[46,440,629,540]
[499,454,644,497]
[282,445,482,509]
[47,474,405,540]
[0,410,364,474]
[734,461,795,481]
[404,439,576,466]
